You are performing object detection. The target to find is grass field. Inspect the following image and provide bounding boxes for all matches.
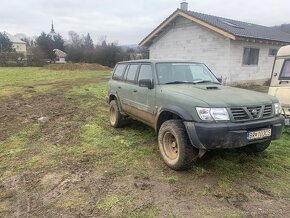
[0,67,289,217]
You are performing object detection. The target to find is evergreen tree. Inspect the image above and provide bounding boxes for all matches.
[0,32,14,52]
[36,32,65,60]
[53,34,65,51]
[84,33,94,50]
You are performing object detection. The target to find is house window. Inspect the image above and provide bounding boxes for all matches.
[243,48,260,65]
[280,60,290,79]
[269,49,278,57]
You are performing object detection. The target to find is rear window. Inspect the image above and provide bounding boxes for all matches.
[280,60,290,79]
[112,64,126,80]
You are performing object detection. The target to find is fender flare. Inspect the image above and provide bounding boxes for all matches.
[108,93,125,115]
[155,105,193,131]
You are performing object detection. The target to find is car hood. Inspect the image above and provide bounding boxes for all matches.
[160,84,277,107]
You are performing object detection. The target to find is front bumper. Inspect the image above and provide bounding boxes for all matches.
[184,116,285,150]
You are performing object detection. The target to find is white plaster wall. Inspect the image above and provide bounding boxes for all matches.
[228,41,281,83]
[149,17,231,80]
[149,16,283,84]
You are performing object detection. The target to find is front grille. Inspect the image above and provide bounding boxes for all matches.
[230,108,249,121]
[230,105,274,122]
[263,105,273,118]
[247,106,262,119]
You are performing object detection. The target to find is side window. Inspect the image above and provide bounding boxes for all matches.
[243,48,260,65]
[112,64,126,80]
[138,65,153,82]
[280,60,290,79]
[125,64,139,83]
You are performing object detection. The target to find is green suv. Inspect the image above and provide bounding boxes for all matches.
[107,60,284,170]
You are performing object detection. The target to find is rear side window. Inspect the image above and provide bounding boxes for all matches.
[125,64,139,83]
[112,64,126,80]
[138,65,153,81]
[280,60,290,79]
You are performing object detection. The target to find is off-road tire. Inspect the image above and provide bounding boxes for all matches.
[158,120,198,170]
[242,140,271,153]
[109,100,123,128]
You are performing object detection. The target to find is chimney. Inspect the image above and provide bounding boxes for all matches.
[180,1,188,11]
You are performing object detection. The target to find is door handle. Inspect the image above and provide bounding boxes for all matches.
[279,81,289,84]
[133,89,138,93]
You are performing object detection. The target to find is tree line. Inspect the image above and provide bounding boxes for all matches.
[0,31,148,67]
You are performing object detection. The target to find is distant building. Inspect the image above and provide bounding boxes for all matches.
[4,32,27,56]
[53,49,67,63]
[140,1,290,84]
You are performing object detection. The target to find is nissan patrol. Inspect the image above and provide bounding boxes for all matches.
[107,60,284,170]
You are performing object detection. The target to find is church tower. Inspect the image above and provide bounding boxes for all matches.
[49,20,56,37]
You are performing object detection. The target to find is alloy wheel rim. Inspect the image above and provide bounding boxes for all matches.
[163,131,179,160]
[110,106,116,125]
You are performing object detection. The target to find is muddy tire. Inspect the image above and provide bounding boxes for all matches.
[109,100,123,128]
[158,120,198,171]
[242,140,271,153]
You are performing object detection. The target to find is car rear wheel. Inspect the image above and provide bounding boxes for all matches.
[158,120,198,170]
[242,140,271,153]
[109,100,123,128]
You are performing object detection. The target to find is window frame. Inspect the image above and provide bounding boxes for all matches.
[137,64,154,84]
[242,47,260,66]
[124,64,141,84]
[112,64,127,81]
[279,59,290,80]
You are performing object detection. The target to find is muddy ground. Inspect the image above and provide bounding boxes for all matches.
[0,68,289,218]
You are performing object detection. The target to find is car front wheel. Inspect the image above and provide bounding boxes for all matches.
[158,120,198,170]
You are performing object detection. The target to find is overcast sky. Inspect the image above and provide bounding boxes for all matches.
[0,0,289,45]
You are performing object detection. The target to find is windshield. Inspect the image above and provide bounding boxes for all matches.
[156,63,219,85]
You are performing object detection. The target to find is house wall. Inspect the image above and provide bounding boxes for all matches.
[149,16,283,84]
[228,41,281,84]
[12,43,27,56]
[149,17,231,80]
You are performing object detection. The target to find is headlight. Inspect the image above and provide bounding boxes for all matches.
[274,103,282,115]
[196,107,230,121]
[196,108,213,121]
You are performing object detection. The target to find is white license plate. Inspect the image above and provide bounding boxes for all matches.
[285,118,290,126]
[247,129,272,140]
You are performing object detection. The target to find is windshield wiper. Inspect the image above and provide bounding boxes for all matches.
[164,81,195,85]
[193,80,221,85]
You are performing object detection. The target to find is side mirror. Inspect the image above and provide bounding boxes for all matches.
[217,77,223,83]
[139,79,153,89]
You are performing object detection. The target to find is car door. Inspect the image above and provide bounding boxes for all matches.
[120,64,140,113]
[131,64,156,127]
